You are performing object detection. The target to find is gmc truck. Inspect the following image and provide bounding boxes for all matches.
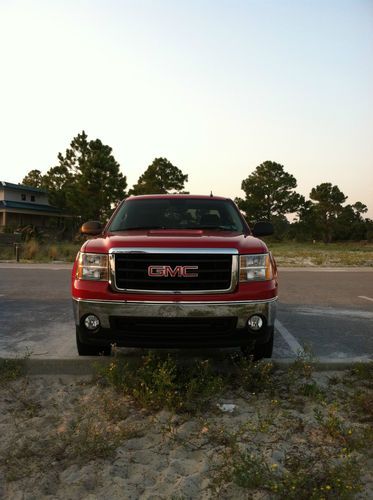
[72,195,278,358]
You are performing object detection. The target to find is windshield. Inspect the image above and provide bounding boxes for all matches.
[109,198,246,233]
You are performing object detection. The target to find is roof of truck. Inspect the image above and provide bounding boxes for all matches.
[126,194,231,201]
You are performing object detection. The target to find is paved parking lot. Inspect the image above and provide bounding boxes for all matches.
[0,264,372,360]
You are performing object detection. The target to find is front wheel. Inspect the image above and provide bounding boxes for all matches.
[76,327,111,356]
[241,327,274,360]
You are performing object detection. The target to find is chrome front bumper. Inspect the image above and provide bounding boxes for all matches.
[73,297,277,329]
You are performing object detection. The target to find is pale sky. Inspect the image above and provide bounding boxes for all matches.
[0,0,372,215]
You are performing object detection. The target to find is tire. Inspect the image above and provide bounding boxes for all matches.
[76,327,111,356]
[241,328,274,360]
[253,328,274,360]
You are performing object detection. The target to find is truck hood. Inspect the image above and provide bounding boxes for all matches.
[83,229,268,254]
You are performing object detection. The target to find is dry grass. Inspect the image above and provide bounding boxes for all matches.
[1,240,373,266]
[23,240,40,259]
[269,241,373,267]
[0,241,80,262]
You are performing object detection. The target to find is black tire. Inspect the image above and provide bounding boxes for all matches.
[241,328,274,360]
[253,329,274,360]
[76,327,111,356]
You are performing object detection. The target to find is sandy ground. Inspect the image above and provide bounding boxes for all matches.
[0,373,372,500]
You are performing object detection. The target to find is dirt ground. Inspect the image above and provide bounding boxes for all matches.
[0,363,372,499]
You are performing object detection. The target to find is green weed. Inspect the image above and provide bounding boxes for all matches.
[275,452,362,499]
[313,404,372,451]
[226,449,363,499]
[300,381,326,401]
[348,362,373,388]
[350,390,373,422]
[232,354,275,394]
[98,352,225,414]
[232,452,272,489]
[286,347,315,383]
[0,358,24,385]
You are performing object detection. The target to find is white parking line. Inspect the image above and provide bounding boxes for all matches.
[358,296,373,303]
[275,319,305,356]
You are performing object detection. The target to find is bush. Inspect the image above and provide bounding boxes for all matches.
[24,240,39,259]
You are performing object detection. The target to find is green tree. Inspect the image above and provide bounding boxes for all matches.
[309,183,347,243]
[334,202,369,241]
[22,131,127,221]
[130,157,188,195]
[57,132,127,220]
[22,169,45,189]
[42,165,74,212]
[351,202,368,218]
[236,161,303,223]
[289,199,319,241]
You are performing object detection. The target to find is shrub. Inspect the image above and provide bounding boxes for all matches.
[48,245,58,260]
[98,352,225,414]
[24,239,39,259]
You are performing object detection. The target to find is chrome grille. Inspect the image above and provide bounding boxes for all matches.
[109,248,238,294]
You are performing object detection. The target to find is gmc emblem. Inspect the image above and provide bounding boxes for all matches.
[148,265,199,278]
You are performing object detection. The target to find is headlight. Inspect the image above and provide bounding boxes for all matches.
[240,253,273,282]
[76,252,109,281]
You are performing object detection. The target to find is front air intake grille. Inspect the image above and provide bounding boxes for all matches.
[114,253,233,292]
[108,315,239,347]
[110,316,237,335]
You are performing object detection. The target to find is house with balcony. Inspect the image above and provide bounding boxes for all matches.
[0,181,62,229]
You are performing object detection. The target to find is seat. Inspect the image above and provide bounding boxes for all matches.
[200,213,220,226]
[124,209,162,228]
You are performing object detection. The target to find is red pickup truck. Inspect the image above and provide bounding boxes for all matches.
[72,195,278,358]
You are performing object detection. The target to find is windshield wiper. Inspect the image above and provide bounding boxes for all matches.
[198,226,237,231]
[111,226,165,231]
[111,225,238,232]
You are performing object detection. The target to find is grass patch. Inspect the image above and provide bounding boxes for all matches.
[231,354,275,394]
[97,352,226,413]
[1,240,373,265]
[350,390,373,422]
[347,362,373,388]
[0,241,80,262]
[299,381,326,401]
[96,350,336,414]
[269,241,373,267]
[0,358,24,385]
[232,451,361,498]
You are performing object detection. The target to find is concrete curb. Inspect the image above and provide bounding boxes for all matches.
[273,358,373,371]
[1,356,371,376]
[24,357,112,375]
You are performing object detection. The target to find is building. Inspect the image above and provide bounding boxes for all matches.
[0,181,62,229]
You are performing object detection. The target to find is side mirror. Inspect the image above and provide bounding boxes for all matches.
[80,220,103,236]
[252,221,274,237]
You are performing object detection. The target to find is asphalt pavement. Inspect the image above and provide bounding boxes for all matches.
[0,263,372,361]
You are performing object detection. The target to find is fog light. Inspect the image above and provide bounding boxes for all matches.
[247,315,263,331]
[84,314,100,331]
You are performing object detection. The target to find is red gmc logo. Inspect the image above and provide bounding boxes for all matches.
[148,265,199,278]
